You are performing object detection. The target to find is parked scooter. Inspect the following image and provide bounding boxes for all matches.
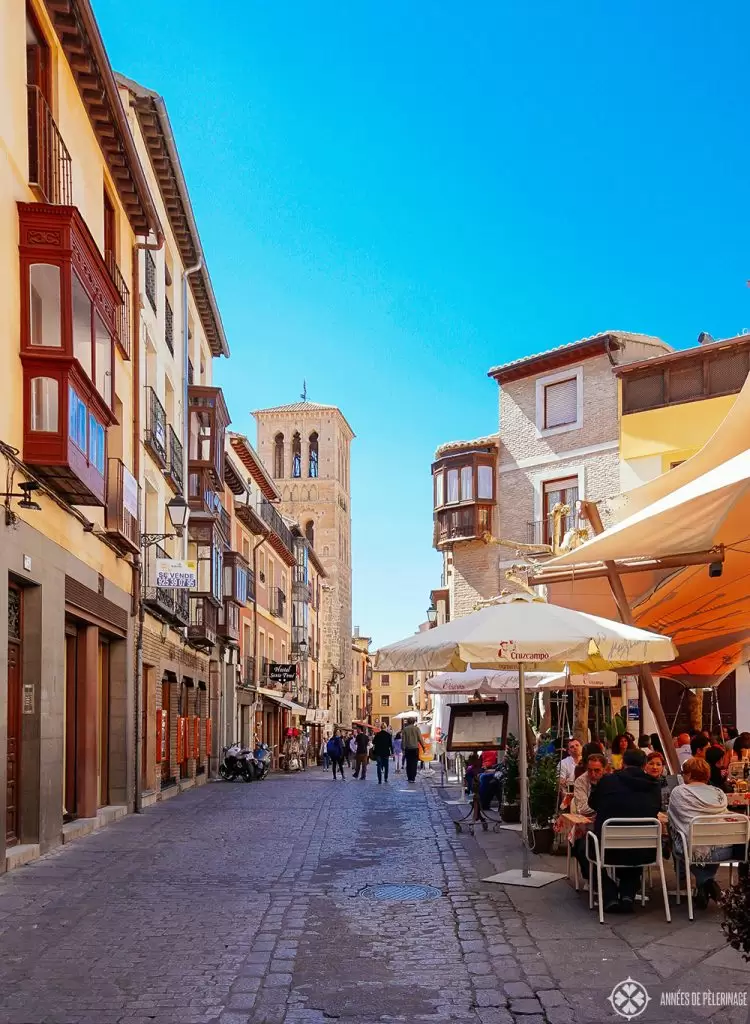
[253,743,273,780]
[219,743,256,782]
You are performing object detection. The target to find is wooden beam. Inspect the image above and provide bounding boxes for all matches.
[580,501,680,774]
[531,546,724,584]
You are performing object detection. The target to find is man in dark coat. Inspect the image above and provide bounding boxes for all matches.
[588,748,661,913]
[352,727,370,780]
[372,725,394,784]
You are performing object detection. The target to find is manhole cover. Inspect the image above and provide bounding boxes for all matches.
[361,884,441,901]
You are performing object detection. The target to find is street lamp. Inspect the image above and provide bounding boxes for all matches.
[426,605,438,627]
[166,494,190,537]
[298,637,308,655]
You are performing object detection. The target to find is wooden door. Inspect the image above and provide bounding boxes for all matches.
[6,585,22,847]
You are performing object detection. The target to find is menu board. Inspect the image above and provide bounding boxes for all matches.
[446,701,509,751]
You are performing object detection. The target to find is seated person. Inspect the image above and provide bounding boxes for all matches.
[464,752,482,794]
[668,756,745,908]
[690,733,710,761]
[558,739,583,788]
[479,765,503,810]
[570,754,606,881]
[705,745,730,792]
[588,748,661,914]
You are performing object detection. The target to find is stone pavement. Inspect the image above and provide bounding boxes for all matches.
[0,767,746,1024]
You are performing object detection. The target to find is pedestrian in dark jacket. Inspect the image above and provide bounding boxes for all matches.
[326,730,346,780]
[588,748,661,913]
[372,725,394,784]
[352,727,370,780]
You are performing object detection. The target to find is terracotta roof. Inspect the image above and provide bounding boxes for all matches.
[434,434,498,459]
[487,331,669,384]
[228,433,280,501]
[116,74,229,358]
[252,401,355,438]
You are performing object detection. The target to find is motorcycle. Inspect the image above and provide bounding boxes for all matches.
[253,743,273,780]
[219,743,256,782]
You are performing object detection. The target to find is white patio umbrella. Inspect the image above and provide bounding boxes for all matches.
[375,594,676,882]
[425,668,619,694]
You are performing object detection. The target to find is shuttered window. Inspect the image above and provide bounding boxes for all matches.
[544,377,578,429]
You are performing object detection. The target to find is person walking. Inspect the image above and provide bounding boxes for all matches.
[372,723,394,784]
[320,736,330,771]
[401,718,424,783]
[347,731,357,769]
[393,731,403,773]
[326,730,346,780]
[352,726,370,780]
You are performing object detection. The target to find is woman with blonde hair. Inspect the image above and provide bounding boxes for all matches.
[668,757,744,908]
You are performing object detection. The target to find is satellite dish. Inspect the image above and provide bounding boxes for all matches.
[697,332,715,346]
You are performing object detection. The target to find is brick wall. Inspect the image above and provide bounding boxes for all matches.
[450,539,501,620]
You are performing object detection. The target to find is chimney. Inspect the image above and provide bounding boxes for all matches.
[353,625,360,638]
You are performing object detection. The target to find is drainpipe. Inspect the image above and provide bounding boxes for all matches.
[182,258,202,559]
[132,233,164,815]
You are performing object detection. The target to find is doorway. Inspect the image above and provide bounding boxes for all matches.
[160,677,173,785]
[97,640,110,807]
[64,627,78,820]
[6,585,22,846]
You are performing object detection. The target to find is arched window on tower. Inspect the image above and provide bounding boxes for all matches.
[292,432,301,478]
[273,433,285,478]
[305,519,314,547]
[308,431,319,478]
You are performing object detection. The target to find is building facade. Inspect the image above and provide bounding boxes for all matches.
[254,401,355,726]
[432,332,671,621]
[615,333,750,732]
[371,671,416,729]
[0,0,163,868]
[351,631,373,723]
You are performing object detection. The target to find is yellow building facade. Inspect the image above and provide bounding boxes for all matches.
[371,670,417,729]
[617,334,750,732]
[0,0,161,867]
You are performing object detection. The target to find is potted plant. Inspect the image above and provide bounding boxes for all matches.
[527,754,559,853]
[500,734,520,822]
[603,707,627,746]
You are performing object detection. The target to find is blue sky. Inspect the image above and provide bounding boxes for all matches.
[96,0,750,648]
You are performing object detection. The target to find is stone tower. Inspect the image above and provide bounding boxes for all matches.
[253,401,355,725]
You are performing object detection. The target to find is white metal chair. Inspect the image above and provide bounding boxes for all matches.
[586,818,671,924]
[672,814,750,921]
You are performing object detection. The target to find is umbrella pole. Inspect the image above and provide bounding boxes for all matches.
[518,663,531,878]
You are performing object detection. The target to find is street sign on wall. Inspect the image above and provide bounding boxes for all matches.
[156,559,197,589]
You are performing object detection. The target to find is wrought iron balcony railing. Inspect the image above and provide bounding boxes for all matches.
[27,85,72,205]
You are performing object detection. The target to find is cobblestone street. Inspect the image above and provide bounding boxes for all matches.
[0,771,747,1024]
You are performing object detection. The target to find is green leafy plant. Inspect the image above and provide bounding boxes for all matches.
[500,734,520,805]
[603,708,627,745]
[529,754,559,828]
